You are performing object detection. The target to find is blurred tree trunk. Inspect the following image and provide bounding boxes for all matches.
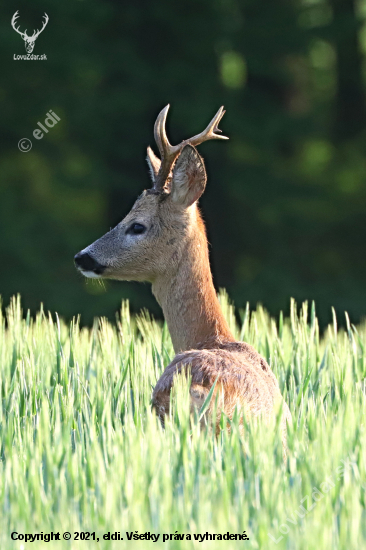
[330,0,366,140]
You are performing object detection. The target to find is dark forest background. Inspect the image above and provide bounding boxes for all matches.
[1,0,366,327]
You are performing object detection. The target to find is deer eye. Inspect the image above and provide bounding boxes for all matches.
[127,223,146,235]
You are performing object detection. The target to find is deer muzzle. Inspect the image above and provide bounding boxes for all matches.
[74,251,106,277]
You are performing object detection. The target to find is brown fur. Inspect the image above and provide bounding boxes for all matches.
[75,110,291,454]
[153,339,291,446]
[150,205,291,448]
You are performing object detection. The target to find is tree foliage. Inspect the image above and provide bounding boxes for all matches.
[1,0,366,325]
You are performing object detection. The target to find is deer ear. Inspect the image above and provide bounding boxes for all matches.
[170,145,207,207]
[146,146,161,182]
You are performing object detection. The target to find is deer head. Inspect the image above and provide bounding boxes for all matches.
[11,11,49,54]
[74,105,228,285]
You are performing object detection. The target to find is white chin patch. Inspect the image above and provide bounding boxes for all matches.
[80,270,101,279]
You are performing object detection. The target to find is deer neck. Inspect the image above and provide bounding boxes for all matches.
[152,209,235,353]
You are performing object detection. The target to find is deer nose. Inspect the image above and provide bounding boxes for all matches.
[74,252,106,274]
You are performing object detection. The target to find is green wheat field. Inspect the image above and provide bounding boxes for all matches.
[0,293,365,549]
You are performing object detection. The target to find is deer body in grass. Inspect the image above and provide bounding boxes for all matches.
[74,105,291,446]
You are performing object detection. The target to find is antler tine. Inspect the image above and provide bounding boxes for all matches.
[11,11,26,37]
[152,105,228,192]
[33,13,49,39]
[153,105,170,158]
[153,105,182,191]
[11,11,19,27]
[186,106,229,147]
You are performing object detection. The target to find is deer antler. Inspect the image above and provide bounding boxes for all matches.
[31,13,49,40]
[11,11,26,39]
[151,105,228,192]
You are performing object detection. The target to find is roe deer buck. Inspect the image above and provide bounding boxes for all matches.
[74,105,291,450]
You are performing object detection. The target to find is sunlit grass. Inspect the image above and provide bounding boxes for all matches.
[0,294,365,549]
